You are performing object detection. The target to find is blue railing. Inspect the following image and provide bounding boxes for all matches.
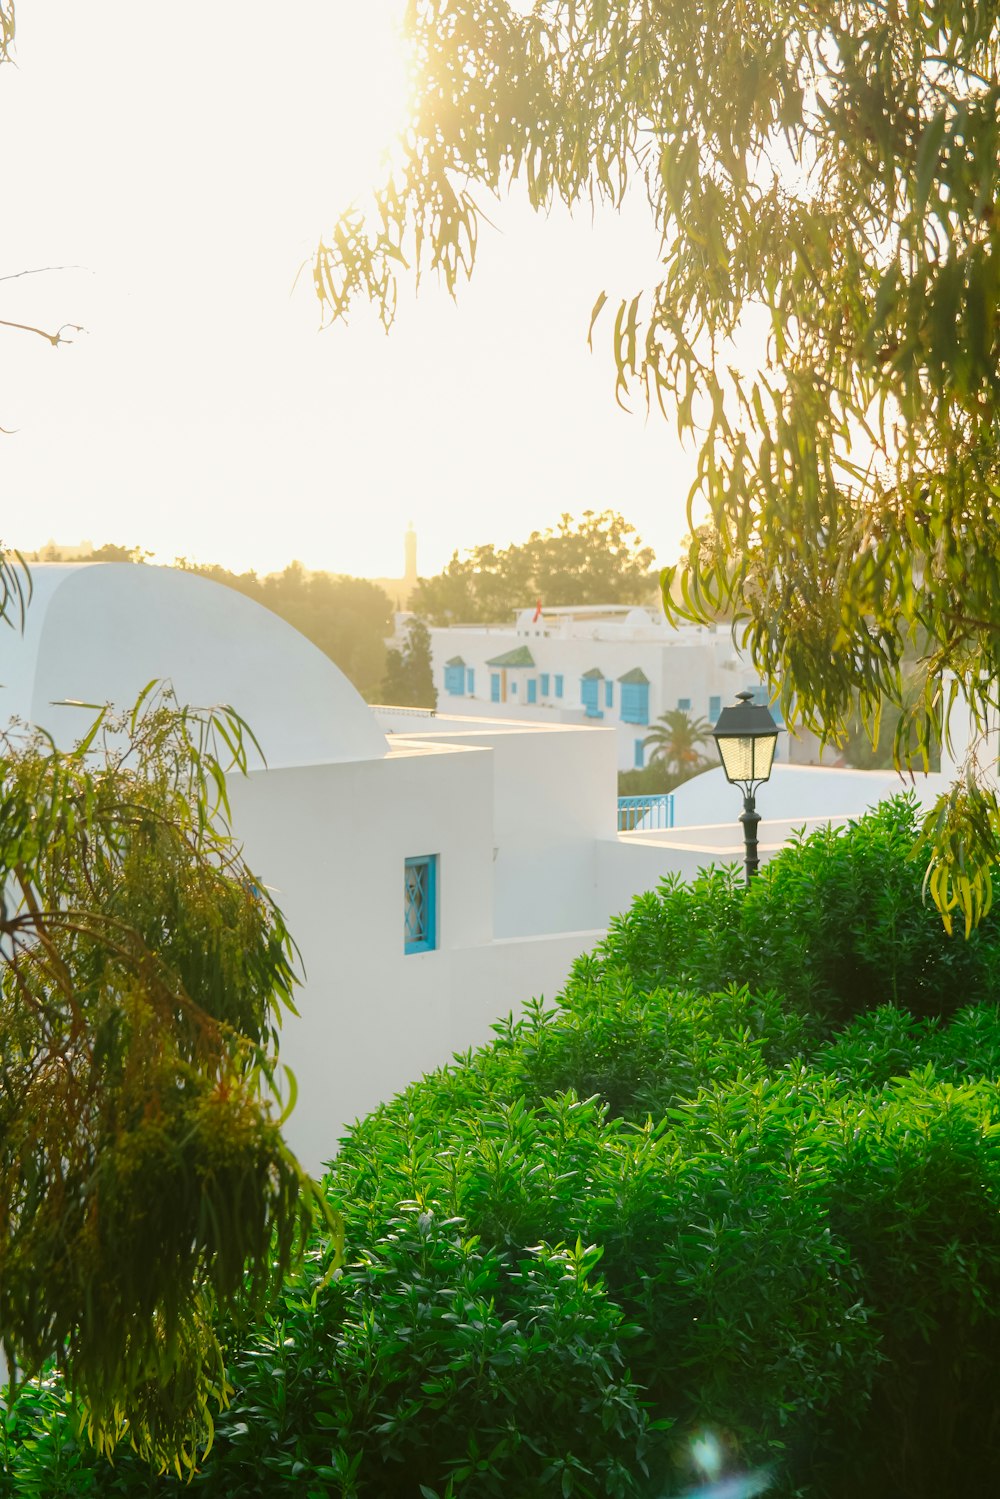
[617,793,675,831]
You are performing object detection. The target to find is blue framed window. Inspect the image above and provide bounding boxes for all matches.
[404,855,438,954]
[466,668,475,694]
[709,694,721,722]
[540,673,550,696]
[511,681,518,694]
[554,675,564,699]
[620,682,649,725]
[444,663,465,696]
[634,739,645,768]
[746,684,769,706]
[677,696,691,712]
[491,673,501,703]
[527,678,537,704]
[605,680,614,709]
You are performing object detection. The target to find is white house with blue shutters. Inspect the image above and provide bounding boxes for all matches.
[4,566,944,1175]
[425,605,821,770]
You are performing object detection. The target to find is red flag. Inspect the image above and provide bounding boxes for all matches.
[532,598,543,622]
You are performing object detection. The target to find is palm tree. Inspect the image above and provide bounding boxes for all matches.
[642,709,713,778]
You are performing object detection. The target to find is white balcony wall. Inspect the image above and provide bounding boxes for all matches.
[376,712,618,938]
[227,745,600,1172]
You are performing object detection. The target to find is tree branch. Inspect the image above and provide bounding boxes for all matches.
[0,318,83,346]
[0,264,87,285]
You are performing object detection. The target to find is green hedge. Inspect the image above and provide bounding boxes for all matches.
[5,798,1000,1498]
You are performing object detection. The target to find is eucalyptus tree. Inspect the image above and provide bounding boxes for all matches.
[0,550,337,1477]
[314,0,1000,932]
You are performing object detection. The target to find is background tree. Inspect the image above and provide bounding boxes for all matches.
[410,511,657,624]
[380,616,437,708]
[0,684,336,1474]
[28,542,152,564]
[175,560,394,702]
[642,709,713,780]
[314,0,1000,930]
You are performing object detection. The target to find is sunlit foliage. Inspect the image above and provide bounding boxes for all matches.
[8,800,1000,1496]
[0,685,338,1474]
[410,511,656,624]
[314,0,1000,929]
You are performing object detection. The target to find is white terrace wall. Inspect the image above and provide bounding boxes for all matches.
[228,745,602,1173]
[376,711,619,937]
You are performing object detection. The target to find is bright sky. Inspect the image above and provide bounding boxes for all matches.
[1,1,707,580]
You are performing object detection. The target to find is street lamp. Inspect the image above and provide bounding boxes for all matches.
[711,690,781,886]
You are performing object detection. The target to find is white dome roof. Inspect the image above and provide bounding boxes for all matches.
[0,564,388,767]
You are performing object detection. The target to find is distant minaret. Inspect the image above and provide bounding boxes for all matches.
[404,523,418,586]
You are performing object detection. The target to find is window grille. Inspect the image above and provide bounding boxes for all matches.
[404,855,438,954]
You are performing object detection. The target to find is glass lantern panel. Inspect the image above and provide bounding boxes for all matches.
[718,735,755,783]
[752,734,777,781]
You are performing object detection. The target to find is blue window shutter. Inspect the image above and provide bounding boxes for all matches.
[677,696,691,711]
[467,668,475,694]
[491,673,501,702]
[444,664,464,695]
[581,677,602,716]
[634,738,645,768]
[709,694,721,721]
[555,675,564,698]
[605,680,614,708]
[404,855,438,954]
[540,673,550,696]
[620,683,649,725]
[527,679,537,704]
[511,681,517,694]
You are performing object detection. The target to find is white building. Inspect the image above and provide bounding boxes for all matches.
[421,605,821,770]
[2,565,950,1173]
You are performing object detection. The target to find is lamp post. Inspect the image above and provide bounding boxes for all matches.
[711,691,781,886]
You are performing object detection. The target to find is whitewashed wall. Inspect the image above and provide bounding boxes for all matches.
[227,748,604,1172]
[376,713,618,937]
[427,619,763,770]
